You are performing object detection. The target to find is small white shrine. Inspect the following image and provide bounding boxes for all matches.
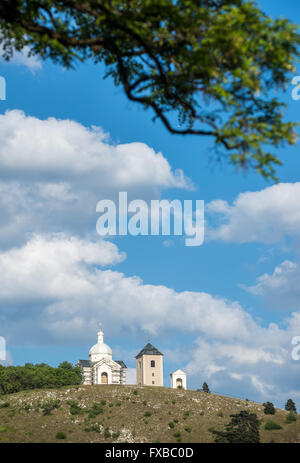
[170,369,187,389]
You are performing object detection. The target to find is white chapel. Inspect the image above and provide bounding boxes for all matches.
[77,325,127,385]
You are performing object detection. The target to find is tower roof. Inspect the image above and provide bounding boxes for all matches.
[135,342,163,358]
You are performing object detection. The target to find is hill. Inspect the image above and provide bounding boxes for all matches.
[0,385,299,443]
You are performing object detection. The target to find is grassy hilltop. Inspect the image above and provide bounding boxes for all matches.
[0,385,299,443]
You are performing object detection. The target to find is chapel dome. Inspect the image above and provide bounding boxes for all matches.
[89,342,112,357]
[89,325,112,361]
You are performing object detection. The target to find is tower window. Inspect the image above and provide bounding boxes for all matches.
[152,373,155,376]
[152,381,155,384]
[151,360,155,367]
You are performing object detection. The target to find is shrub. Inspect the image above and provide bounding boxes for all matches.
[133,390,138,395]
[67,400,83,415]
[173,431,181,438]
[144,411,152,417]
[85,423,101,433]
[115,402,121,407]
[0,402,10,408]
[143,400,147,406]
[112,431,120,439]
[56,432,66,439]
[183,411,189,420]
[174,419,179,423]
[168,421,175,429]
[285,412,297,424]
[217,411,223,417]
[263,402,275,415]
[172,400,176,404]
[264,420,282,430]
[104,427,111,439]
[88,403,104,419]
[41,398,61,416]
[185,426,192,433]
[101,400,106,406]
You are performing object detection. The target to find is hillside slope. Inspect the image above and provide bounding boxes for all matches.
[0,385,299,443]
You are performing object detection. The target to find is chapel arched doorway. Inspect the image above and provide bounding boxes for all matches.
[176,378,182,388]
[101,372,108,384]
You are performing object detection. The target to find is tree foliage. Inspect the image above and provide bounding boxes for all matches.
[263,401,276,415]
[285,398,297,414]
[0,1,299,180]
[0,362,82,394]
[202,381,210,393]
[211,410,260,443]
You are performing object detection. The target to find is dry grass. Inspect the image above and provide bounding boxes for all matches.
[0,385,299,443]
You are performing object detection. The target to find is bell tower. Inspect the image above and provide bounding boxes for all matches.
[136,340,163,387]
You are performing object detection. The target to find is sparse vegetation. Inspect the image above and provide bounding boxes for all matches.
[56,431,67,439]
[0,385,298,443]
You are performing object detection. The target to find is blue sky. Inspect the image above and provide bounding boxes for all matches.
[0,0,300,409]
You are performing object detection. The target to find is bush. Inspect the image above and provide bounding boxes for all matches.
[168,421,175,429]
[101,400,106,406]
[67,400,83,415]
[185,426,192,433]
[0,402,10,408]
[104,427,111,439]
[56,432,66,439]
[88,403,104,419]
[285,412,297,424]
[263,402,276,415]
[264,420,282,430]
[144,411,152,417]
[41,398,61,416]
[173,431,181,438]
[133,390,138,395]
